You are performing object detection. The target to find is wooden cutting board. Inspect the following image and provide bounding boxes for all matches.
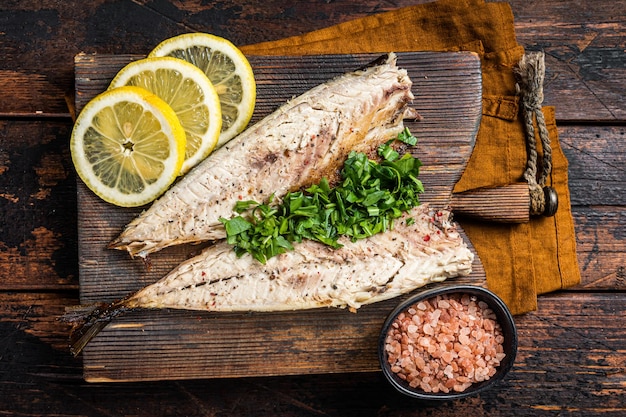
[74,51,485,382]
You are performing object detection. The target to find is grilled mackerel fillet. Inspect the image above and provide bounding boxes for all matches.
[109,53,418,258]
[68,205,473,355]
[126,205,473,312]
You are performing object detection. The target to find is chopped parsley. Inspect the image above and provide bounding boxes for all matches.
[219,129,424,264]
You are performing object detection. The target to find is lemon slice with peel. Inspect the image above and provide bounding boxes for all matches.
[71,86,186,207]
[109,57,222,175]
[148,33,256,147]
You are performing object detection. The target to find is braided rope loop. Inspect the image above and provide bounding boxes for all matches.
[515,51,553,216]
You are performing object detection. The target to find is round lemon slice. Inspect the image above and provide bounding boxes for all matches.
[148,33,256,147]
[109,57,222,174]
[71,86,186,207]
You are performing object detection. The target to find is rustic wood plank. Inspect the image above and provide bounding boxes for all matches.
[0,0,624,123]
[73,51,485,381]
[511,1,626,121]
[0,70,70,118]
[559,125,626,206]
[573,206,626,290]
[1,291,624,416]
[0,292,79,352]
[0,120,78,291]
[557,124,626,291]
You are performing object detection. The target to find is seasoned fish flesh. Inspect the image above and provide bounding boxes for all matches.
[127,204,473,312]
[109,53,418,258]
[67,205,473,355]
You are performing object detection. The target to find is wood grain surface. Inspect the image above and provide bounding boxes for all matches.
[74,51,485,381]
[1,0,624,415]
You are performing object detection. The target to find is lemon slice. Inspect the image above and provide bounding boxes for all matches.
[71,86,186,207]
[148,33,256,147]
[109,57,222,175]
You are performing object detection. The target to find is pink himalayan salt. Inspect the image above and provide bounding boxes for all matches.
[384,292,505,394]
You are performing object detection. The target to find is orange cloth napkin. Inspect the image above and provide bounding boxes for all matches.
[240,0,580,314]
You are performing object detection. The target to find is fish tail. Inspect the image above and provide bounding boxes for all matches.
[61,299,131,356]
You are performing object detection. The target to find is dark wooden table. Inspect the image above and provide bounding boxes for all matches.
[1,1,624,415]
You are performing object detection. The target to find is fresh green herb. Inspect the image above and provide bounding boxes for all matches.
[219,129,423,264]
[397,126,418,145]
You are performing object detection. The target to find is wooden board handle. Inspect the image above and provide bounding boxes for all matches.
[451,183,530,223]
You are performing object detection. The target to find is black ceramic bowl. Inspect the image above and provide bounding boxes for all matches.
[378,285,517,401]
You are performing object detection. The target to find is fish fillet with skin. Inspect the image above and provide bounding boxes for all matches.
[68,204,474,355]
[127,204,473,312]
[109,53,418,259]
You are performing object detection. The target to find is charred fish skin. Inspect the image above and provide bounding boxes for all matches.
[109,53,416,259]
[125,204,474,312]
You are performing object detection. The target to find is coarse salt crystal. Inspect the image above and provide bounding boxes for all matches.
[483,319,495,331]
[458,334,470,345]
[415,355,426,370]
[441,350,455,364]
